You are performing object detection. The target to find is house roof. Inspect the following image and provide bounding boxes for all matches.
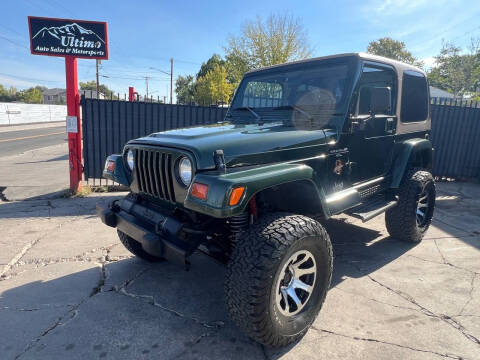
[246,52,425,75]
[42,88,66,96]
[429,86,454,98]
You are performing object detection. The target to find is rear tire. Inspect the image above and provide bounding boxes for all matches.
[225,213,333,347]
[117,230,164,262]
[385,169,435,243]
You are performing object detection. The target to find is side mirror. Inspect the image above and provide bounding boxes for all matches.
[358,86,391,115]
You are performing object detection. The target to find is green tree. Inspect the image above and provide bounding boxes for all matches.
[224,13,312,86]
[428,39,480,97]
[0,85,11,102]
[197,54,226,79]
[8,86,17,99]
[194,64,233,105]
[80,81,117,99]
[194,75,212,106]
[34,85,47,93]
[17,87,43,104]
[367,37,422,67]
[175,75,196,104]
[225,52,250,88]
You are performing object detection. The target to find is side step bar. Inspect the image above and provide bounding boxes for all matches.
[347,195,398,222]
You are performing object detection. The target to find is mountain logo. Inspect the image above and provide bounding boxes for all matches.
[29,17,108,59]
[32,22,105,49]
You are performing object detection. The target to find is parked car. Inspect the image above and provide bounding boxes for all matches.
[98,52,435,347]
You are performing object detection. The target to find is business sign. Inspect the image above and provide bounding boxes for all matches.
[28,16,108,59]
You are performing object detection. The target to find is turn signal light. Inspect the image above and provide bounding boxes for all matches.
[191,183,209,200]
[105,160,115,172]
[229,186,245,206]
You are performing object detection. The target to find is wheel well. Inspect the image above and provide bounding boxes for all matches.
[410,148,432,171]
[254,180,326,218]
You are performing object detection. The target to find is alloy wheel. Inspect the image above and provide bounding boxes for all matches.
[275,250,317,316]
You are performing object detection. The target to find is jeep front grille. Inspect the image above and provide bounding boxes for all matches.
[134,148,176,203]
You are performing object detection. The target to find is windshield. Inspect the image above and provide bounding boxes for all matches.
[229,56,358,130]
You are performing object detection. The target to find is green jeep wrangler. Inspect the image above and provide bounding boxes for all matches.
[97,53,435,347]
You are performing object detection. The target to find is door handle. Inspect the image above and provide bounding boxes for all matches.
[385,118,396,134]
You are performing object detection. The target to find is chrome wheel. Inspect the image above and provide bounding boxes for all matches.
[416,186,430,227]
[275,250,316,316]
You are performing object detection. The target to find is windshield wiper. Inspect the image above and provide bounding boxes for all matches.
[273,105,313,121]
[231,106,263,123]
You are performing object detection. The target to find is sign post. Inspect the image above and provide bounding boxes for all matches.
[65,57,81,190]
[28,16,108,192]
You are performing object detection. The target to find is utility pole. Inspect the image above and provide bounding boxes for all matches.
[170,58,173,104]
[95,59,100,98]
[145,76,150,99]
[148,63,173,103]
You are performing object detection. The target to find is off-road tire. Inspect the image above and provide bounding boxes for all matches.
[117,230,163,262]
[385,169,435,243]
[225,213,333,347]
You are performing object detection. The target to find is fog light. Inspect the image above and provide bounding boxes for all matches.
[191,183,209,200]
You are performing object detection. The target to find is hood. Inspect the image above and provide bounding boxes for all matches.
[128,122,335,170]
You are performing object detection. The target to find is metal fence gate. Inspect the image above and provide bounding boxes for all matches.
[81,96,480,183]
[430,98,480,180]
[81,97,227,182]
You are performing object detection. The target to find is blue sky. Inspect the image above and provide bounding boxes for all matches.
[1,0,479,101]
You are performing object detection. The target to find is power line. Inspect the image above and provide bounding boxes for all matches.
[45,0,77,18]
[0,72,64,84]
[0,23,26,38]
[100,74,172,81]
[0,35,29,50]
[449,25,480,42]
[409,24,480,48]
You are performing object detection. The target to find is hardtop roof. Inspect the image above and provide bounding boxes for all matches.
[245,52,425,76]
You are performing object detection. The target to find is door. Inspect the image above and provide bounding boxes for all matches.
[347,62,397,184]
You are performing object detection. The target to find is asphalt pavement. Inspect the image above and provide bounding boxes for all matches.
[0,123,69,201]
[0,182,479,359]
[0,126,67,158]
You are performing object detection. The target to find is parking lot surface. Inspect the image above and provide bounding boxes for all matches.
[1,181,479,359]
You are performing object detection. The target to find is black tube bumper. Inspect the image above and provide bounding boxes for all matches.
[96,198,192,266]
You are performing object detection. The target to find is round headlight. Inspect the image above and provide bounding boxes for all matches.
[127,150,134,170]
[178,157,192,186]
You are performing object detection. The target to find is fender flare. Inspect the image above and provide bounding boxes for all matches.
[390,138,433,188]
[102,154,130,186]
[184,163,328,218]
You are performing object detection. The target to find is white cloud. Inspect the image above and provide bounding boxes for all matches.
[358,0,475,59]
[419,56,437,69]
[373,0,433,16]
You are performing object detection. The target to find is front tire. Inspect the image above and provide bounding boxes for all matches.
[225,213,333,347]
[117,230,164,262]
[385,169,436,242]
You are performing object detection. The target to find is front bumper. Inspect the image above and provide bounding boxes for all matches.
[97,196,195,266]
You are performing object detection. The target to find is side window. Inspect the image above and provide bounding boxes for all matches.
[357,64,396,115]
[242,81,282,108]
[401,70,428,122]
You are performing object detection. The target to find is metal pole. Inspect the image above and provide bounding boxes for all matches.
[96,59,100,97]
[65,57,82,192]
[145,76,149,99]
[170,58,173,104]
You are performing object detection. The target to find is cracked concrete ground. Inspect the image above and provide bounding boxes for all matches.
[0,181,479,359]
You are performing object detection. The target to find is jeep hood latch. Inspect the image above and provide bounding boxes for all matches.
[213,149,227,174]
